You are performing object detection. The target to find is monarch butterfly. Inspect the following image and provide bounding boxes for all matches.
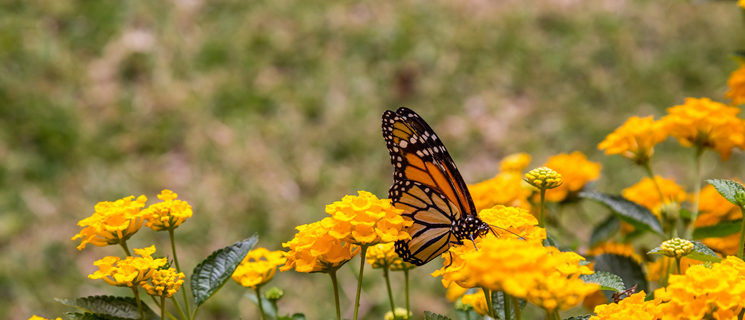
[382,107,491,266]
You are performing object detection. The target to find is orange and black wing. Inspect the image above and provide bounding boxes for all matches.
[382,107,476,215]
[390,179,460,265]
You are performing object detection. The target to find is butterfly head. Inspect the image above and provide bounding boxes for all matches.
[452,215,490,241]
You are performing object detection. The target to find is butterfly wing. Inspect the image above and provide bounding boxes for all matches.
[390,179,460,265]
[382,107,476,215]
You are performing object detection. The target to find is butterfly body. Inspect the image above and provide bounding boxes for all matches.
[382,107,490,266]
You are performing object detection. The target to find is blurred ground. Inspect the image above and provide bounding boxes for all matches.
[0,0,743,319]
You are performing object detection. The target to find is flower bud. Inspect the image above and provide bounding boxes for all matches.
[660,238,694,258]
[524,167,563,190]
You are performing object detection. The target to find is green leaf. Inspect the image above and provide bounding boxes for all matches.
[424,311,452,320]
[191,235,259,306]
[579,191,663,235]
[491,291,526,320]
[65,313,120,320]
[688,241,722,262]
[580,271,625,292]
[706,179,745,206]
[593,254,647,293]
[693,219,742,239]
[245,291,276,318]
[56,296,158,320]
[277,314,306,320]
[589,215,620,247]
[564,316,591,320]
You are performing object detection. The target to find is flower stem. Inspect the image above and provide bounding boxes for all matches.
[483,288,495,319]
[404,268,411,318]
[132,287,145,320]
[170,297,187,320]
[675,257,682,275]
[738,206,745,259]
[383,266,396,316]
[169,229,191,320]
[329,269,342,320]
[160,296,166,320]
[353,245,368,320]
[512,296,522,320]
[539,189,547,228]
[687,147,704,238]
[503,292,512,320]
[120,241,132,256]
[255,286,266,320]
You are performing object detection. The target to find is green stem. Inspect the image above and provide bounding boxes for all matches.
[120,241,132,256]
[552,310,561,320]
[512,296,522,320]
[404,268,410,318]
[483,288,495,319]
[687,147,704,238]
[170,297,187,320]
[255,286,266,320]
[353,245,368,320]
[132,287,145,320]
[383,266,396,316]
[539,189,547,228]
[738,206,745,259]
[329,269,342,320]
[169,229,191,320]
[160,296,166,320]
[464,310,471,320]
[503,292,511,320]
[675,257,682,275]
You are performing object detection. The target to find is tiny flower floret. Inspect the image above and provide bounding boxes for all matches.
[659,238,694,258]
[524,167,563,190]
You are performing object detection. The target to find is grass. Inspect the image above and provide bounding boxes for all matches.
[0,0,742,319]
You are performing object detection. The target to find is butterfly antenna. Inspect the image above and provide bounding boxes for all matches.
[487,224,526,241]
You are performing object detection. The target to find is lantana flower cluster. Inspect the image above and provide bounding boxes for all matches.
[232,247,287,288]
[88,245,168,287]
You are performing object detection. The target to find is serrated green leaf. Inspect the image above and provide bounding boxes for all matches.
[56,296,157,320]
[491,291,526,320]
[245,291,276,318]
[564,316,591,320]
[593,254,647,292]
[424,311,452,320]
[688,241,722,262]
[191,235,258,306]
[693,219,742,239]
[706,179,745,206]
[589,215,620,247]
[579,192,663,235]
[580,271,625,292]
[64,312,126,320]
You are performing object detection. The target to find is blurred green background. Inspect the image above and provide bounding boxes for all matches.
[1,0,743,319]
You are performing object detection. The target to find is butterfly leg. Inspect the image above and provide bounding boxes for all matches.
[469,234,479,251]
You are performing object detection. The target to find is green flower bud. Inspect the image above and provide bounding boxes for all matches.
[524,167,563,190]
[660,238,694,258]
[264,287,284,302]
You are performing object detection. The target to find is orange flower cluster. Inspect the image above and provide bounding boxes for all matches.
[324,191,411,246]
[142,189,193,231]
[232,247,286,288]
[696,185,742,255]
[544,151,601,202]
[598,116,667,164]
[72,195,148,250]
[469,153,533,211]
[622,176,686,220]
[727,64,745,106]
[281,219,360,273]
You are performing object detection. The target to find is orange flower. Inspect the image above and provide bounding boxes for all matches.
[598,116,667,164]
[727,64,745,106]
[544,152,601,202]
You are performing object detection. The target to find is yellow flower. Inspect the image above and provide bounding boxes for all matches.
[366,242,415,271]
[72,195,148,250]
[740,0,745,9]
[660,97,745,160]
[434,237,597,311]
[622,176,686,220]
[659,238,694,258]
[585,242,643,265]
[142,189,193,231]
[232,247,286,288]
[727,65,745,106]
[469,170,532,212]
[383,307,411,320]
[445,283,469,302]
[597,116,667,164]
[544,152,601,202]
[695,184,742,255]
[478,205,546,242]
[653,256,745,319]
[324,191,411,246]
[142,268,185,297]
[524,167,563,190]
[29,316,62,320]
[88,245,168,287]
[460,290,489,316]
[500,152,532,172]
[281,219,360,273]
[590,291,657,320]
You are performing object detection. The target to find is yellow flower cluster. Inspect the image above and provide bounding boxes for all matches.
[142,268,185,297]
[434,238,597,311]
[585,242,643,265]
[460,290,489,316]
[740,0,745,9]
[660,97,745,160]
[468,153,533,212]
[695,185,742,255]
[478,205,546,241]
[727,65,745,106]
[366,242,414,271]
[646,257,699,283]
[622,176,686,220]
[597,116,668,164]
[72,195,148,250]
[281,219,360,273]
[544,152,601,202]
[383,307,411,320]
[142,189,193,231]
[324,191,411,246]
[232,247,286,288]
[88,245,167,287]
[659,238,693,258]
[524,167,563,190]
[590,291,656,320]
[28,316,61,320]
